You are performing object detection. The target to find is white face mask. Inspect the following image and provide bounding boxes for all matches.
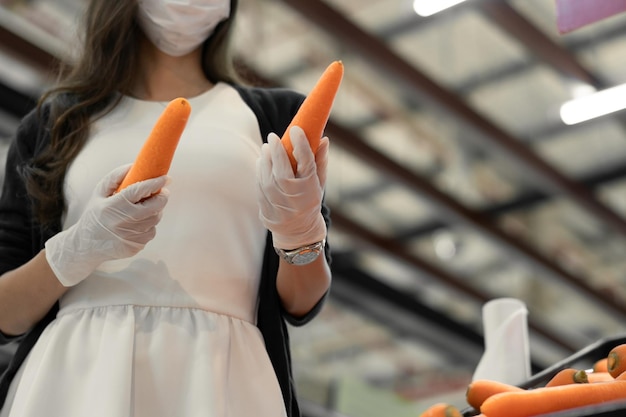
[137,0,231,57]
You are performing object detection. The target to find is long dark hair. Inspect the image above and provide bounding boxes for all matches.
[25,0,240,227]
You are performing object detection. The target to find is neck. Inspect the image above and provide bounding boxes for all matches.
[133,40,213,101]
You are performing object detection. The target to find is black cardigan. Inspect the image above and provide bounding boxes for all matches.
[0,84,331,417]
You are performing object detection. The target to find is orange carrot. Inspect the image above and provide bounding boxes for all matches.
[545,368,588,387]
[480,381,626,417]
[593,357,609,373]
[281,60,344,173]
[586,372,614,383]
[608,344,626,378]
[418,403,461,417]
[466,379,523,411]
[116,97,191,192]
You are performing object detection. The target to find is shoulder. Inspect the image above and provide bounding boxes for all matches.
[231,84,305,111]
[10,102,52,160]
[12,92,84,158]
[229,84,304,140]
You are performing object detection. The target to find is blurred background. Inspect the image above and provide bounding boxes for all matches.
[2,0,626,415]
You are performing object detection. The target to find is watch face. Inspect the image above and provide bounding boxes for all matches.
[292,249,321,265]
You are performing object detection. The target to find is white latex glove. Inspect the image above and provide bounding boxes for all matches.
[45,164,170,287]
[256,125,328,250]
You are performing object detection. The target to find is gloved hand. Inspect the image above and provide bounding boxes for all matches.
[45,164,170,287]
[256,126,328,250]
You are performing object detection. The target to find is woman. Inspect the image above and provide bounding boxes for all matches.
[0,0,332,416]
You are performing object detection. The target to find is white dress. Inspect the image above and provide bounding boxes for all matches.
[1,83,287,417]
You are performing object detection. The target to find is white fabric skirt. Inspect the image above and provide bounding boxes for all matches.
[1,304,287,417]
[1,83,289,417]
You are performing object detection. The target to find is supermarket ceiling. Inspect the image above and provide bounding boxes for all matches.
[2,0,626,410]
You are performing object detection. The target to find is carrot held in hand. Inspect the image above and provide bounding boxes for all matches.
[116,97,191,192]
[281,60,344,173]
[480,381,626,417]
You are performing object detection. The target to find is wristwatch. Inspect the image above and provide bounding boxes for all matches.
[275,240,325,265]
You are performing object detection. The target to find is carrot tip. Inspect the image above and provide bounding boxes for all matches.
[115,97,191,192]
[280,60,344,173]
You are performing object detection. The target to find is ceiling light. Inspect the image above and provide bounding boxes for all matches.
[412,0,467,17]
[433,231,461,260]
[560,83,626,125]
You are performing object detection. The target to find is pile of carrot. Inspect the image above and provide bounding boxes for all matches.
[280,60,344,174]
[418,343,626,417]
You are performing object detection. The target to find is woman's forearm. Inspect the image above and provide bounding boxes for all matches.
[276,251,331,318]
[0,250,68,336]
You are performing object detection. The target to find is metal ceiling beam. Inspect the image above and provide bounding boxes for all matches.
[331,253,549,372]
[365,6,626,147]
[0,25,57,73]
[280,0,626,239]
[330,259,486,368]
[328,206,578,354]
[235,59,626,331]
[0,24,55,122]
[382,1,626,55]
[0,81,37,119]
[333,253,485,348]
[325,119,626,321]
[475,2,626,143]
[476,1,605,88]
[378,162,626,242]
[377,0,606,87]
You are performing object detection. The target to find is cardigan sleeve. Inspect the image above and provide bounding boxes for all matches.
[0,115,39,276]
[0,106,52,343]
[0,108,62,407]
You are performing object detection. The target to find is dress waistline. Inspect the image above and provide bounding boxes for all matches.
[58,273,258,325]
